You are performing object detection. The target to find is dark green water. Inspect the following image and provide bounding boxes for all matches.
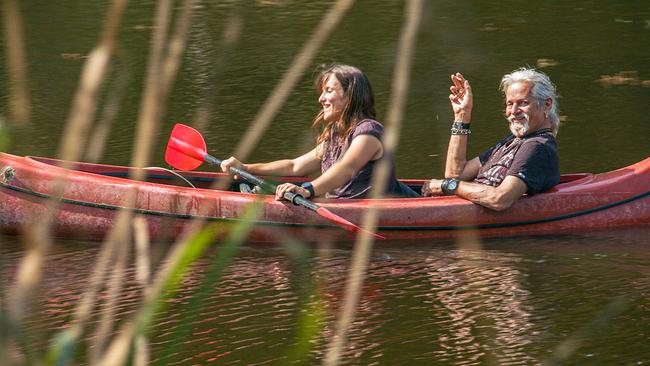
[2,229,650,365]
[3,0,649,174]
[1,0,650,364]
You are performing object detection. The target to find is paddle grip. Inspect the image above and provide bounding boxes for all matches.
[205,153,318,211]
[284,192,319,211]
[205,154,277,193]
[203,154,373,236]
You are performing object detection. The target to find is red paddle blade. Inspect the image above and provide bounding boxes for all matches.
[165,123,208,171]
[316,207,386,239]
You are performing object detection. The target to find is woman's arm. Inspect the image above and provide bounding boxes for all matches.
[274,134,382,200]
[220,147,321,177]
[313,134,382,193]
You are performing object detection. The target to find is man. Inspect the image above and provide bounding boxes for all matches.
[421,68,560,211]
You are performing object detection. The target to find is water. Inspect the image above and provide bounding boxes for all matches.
[1,0,649,364]
[3,0,649,174]
[2,228,650,364]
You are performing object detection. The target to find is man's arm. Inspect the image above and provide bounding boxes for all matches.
[445,73,474,179]
[424,175,528,211]
[454,175,528,211]
[422,73,481,195]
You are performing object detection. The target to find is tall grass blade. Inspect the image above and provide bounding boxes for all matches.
[324,0,423,364]
[2,0,30,126]
[232,0,355,163]
[282,239,326,364]
[151,199,265,362]
[91,200,263,366]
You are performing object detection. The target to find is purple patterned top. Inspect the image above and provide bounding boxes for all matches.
[320,119,399,198]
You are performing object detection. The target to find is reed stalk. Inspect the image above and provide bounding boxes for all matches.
[128,0,171,175]
[543,296,629,365]
[5,1,422,365]
[324,0,423,364]
[94,200,263,366]
[83,0,197,364]
[89,214,132,364]
[132,218,151,366]
[85,59,131,163]
[5,4,128,365]
[232,0,355,162]
[58,0,127,164]
[2,0,30,126]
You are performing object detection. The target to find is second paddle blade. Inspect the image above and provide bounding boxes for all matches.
[315,207,386,239]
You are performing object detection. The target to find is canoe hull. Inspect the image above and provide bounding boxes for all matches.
[1,153,649,242]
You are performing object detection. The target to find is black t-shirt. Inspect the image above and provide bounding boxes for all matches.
[476,129,559,195]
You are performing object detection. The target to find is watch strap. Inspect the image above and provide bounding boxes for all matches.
[301,182,315,198]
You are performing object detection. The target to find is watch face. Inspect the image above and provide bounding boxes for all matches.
[448,180,458,191]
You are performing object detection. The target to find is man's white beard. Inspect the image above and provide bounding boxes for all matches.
[508,113,530,137]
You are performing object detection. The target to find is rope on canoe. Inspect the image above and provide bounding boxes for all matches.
[143,166,196,188]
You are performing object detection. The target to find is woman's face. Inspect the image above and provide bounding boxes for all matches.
[318,74,347,122]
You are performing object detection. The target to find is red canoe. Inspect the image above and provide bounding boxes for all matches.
[1,152,649,242]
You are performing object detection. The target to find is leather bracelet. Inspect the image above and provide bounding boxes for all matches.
[301,182,315,198]
[452,121,471,130]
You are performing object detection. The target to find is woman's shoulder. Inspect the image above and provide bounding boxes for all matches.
[351,118,384,137]
[357,118,383,128]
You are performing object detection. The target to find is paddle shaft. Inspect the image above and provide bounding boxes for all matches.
[204,155,320,211]
[167,134,320,210]
[166,125,384,238]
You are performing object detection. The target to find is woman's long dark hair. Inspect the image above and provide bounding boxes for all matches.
[311,63,376,148]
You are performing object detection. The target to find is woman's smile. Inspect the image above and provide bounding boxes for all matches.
[319,75,346,122]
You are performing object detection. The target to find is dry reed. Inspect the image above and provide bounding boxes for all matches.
[4,4,128,365]
[232,0,356,162]
[2,0,30,126]
[87,0,199,364]
[323,0,424,364]
[1,0,382,363]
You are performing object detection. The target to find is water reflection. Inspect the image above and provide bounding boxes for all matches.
[2,228,650,364]
[423,249,535,364]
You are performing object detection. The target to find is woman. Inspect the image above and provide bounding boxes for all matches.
[220,63,418,200]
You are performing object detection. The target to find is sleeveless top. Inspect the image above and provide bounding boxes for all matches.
[320,119,400,198]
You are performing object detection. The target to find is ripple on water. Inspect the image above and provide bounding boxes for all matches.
[2,227,650,364]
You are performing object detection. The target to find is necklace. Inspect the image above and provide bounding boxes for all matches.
[524,127,553,138]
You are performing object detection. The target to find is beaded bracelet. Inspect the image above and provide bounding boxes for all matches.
[451,121,471,135]
[451,127,471,135]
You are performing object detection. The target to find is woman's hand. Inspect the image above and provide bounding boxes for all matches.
[220,156,244,179]
[449,73,473,122]
[275,183,311,201]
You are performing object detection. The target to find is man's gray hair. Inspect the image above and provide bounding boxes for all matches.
[500,67,560,136]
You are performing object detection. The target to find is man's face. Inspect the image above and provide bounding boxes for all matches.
[504,81,548,137]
